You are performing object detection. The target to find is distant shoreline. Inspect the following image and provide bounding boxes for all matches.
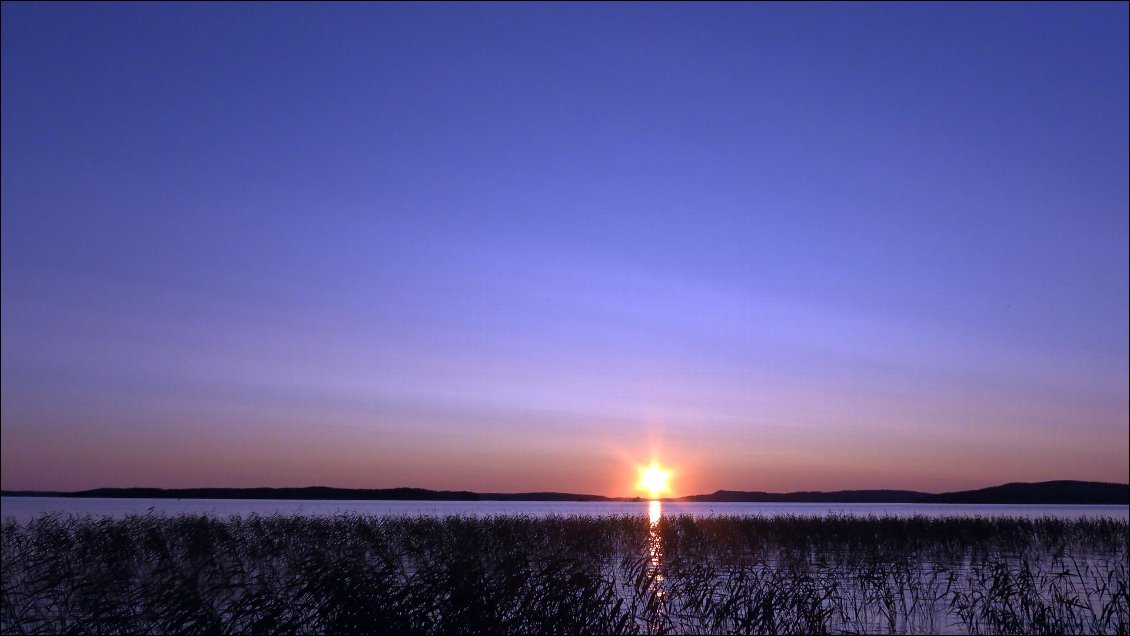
[3,480,1127,505]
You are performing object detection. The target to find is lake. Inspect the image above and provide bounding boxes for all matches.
[2,496,1126,523]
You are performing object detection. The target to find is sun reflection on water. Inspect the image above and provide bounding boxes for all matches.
[646,498,666,622]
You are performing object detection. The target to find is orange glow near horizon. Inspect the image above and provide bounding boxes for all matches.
[637,461,673,498]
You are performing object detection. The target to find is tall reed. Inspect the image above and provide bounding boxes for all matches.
[2,513,1126,634]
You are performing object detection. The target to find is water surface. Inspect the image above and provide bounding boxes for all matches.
[2,496,1125,523]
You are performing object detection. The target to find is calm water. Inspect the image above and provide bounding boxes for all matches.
[2,496,1126,523]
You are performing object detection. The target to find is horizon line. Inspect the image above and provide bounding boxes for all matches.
[4,478,1129,500]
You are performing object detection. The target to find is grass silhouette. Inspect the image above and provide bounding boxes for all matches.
[2,513,1126,634]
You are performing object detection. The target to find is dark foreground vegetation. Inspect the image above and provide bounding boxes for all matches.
[2,514,1127,634]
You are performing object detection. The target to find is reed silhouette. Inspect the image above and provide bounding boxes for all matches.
[2,513,1126,634]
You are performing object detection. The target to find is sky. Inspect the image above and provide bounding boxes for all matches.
[2,3,1127,496]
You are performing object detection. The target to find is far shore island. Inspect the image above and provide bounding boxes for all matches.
[3,480,1127,505]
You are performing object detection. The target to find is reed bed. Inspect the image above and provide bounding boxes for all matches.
[2,513,1126,634]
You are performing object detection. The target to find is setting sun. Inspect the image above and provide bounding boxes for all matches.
[637,461,673,499]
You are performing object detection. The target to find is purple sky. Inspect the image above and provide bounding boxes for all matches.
[2,3,1127,496]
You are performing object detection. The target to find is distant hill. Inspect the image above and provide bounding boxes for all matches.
[2,481,1126,504]
[479,491,615,502]
[677,489,925,503]
[680,481,1128,505]
[0,486,615,502]
[917,480,1129,505]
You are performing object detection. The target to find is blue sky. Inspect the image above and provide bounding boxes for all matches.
[2,3,1127,494]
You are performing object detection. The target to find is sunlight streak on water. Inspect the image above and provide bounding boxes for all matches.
[646,499,667,630]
